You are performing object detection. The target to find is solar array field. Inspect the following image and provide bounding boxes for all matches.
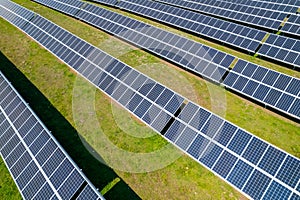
[32,0,300,121]
[1,0,300,199]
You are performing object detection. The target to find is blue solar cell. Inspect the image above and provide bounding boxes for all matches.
[223,73,238,87]
[221,55,235,68]
[151,111,171,132]
[232,76,248,91]
[242,137,268,165]
[213,151,237,178]
[178,102,198,123]
[213,121,237,146]
[5,143,26,167]
[187,134,210,159]
[0,126,14,149]
[142,104,161,125]
[289,99,300,117]
[16,161,39,190]
[264,89,282,106]
[146,83,165,101]
[118,88,134,106]
[32,183,54,200]
[262,181,292,200]
[242,63,257,77]
[273,74,291,91]
[43,148,65,177]
[202,63,218,78]
[286,79,300,96]
[126,93,143,112]
[1,134,20,158]
[58,170,85,199]
[199,142,223,168]
[227,160,253,189]
[133,99,151,118]
[50,159,74,189]
[201,115,223,138]
[285,52,298,64]
[165,94,184,114]
[251,67,268,81]
[258,146,286,176]
[291,193,300,200]
[253,84,270,101]
[138,80,155,96]
[77,185,99,200]
[29,130,50,155]
[262,70,279,86]
[228,130,252,155]
[123,70,139,86]
[276,155,300,188]
[275,93,295,112]
[258,44,270,55]
[243,169,271,200]
[164,120,185,142]
[10,152,31,179]
[22,172,46,199]
[111,83,127,100]
[175,126,198,150]
[211,67,226,81]
[242,80,259,96]
[275,49,289,61]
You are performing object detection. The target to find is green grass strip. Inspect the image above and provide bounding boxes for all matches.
[101,177,121,195]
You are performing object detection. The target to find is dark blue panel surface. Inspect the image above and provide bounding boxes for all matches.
[228,130,252,155]
[213,151,237,178]
[258,146,286,176]
[276,155,300,188]
[243,169,271,200]
[199,142,223,168]
[262,181,292,200]
[227,160,253,189]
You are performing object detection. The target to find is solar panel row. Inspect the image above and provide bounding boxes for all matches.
[223,59,300,118]
[2,1,300,199]
[282,15,300,37]
[0,70,104,200]
[194,0,300,13]
[258,34,300,68]
[35,0,300,120]
[112,0,266,53]
[155,0,290,32]
[255,0,300,7]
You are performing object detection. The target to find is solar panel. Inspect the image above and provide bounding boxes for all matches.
[154,0,295,31]
[115,0,266,53]
[205,0,300,13]
[32,0,300,121]
[258,34,300,68]
[0,71,104,200]
[282,15,300,37]
[2,1,300,199]
[223,59,300,119]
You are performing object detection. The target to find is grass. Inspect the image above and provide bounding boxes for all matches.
[0,158,21,200]
[0,0,299,199]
